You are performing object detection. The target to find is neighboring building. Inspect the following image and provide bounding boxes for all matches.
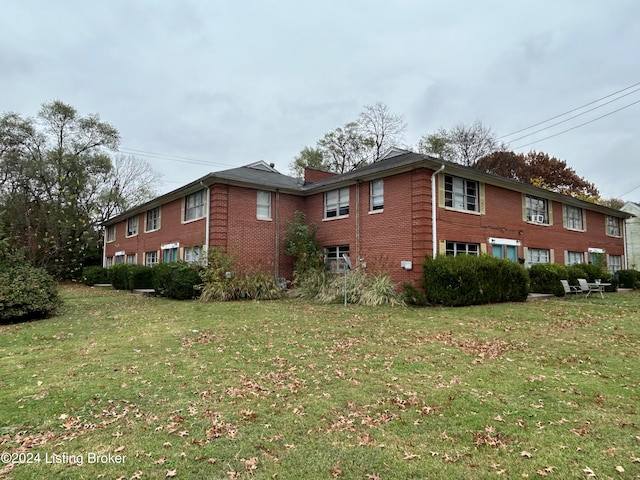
[103,151,631,285]
[621,201,640,270]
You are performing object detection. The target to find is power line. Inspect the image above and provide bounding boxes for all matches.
[505,86,640,144]
[512,98,640,150]
[117,147,235,168]
[498,80,640,140]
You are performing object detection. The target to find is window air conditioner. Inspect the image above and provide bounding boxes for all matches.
[532,215,545,223]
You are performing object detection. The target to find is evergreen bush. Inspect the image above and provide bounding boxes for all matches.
[81,266,111,286]
[616,269,640,289]
[422,255,529,306]
[528,263,568,296]
[109,264,132,290]
[0,263,62,321]
[152,262,202,300]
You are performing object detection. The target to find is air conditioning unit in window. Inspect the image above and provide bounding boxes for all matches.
[532,215,546,223]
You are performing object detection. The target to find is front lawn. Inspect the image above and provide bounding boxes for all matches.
[1,285,638,479]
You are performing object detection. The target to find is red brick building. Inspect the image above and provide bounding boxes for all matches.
[103,151,630,285]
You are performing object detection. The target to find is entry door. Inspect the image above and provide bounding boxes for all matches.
[492,245,504,259]
[493,244,518,262]
[506,245,518,262]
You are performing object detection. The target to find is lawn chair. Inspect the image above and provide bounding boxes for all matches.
[561,279,581,295]
[577,278,591,294]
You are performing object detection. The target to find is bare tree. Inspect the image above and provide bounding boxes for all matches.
[418,120,504,166]
[357,102,407,162]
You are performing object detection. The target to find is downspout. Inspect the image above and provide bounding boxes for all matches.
[356,181,360,267]
[431,165,445,258]
[623,218,628,270]
[102,225,107,268]
[200,181,210,265]
[275,189,280,279]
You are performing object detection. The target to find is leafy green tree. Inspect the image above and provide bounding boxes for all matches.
[290,147,325,178]
[0,100,119,277]
[284,211,324,276]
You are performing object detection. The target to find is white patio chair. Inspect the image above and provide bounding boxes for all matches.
[561,279,581,295]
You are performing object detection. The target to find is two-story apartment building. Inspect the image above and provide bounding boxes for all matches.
[103,150,630,285]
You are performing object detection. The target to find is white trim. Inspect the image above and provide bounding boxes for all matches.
[489,237,521,247]
[161,242,180,250]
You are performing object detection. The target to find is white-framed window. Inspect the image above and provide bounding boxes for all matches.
[105,256,114,267]
[257,191,272,220]
[184,246,203,264]
[126,253,137,264]
[444,175,478,212]
[370,179,384,212]
[564,205,585,231]
[566,251,584,266]
[325,188,350,218]
[126,215,138,237]
[184,190,206,222]
[106,225,116,242]
[145,251,158,267]
[163,247,178,263]
[606,215,620,237]
[608,255,622,273]
[324,245,350,272]
[145,207,161,232]
[528,248,550,265]
[525,195,549,224]
[445,241,479,256]
[114,253,125,264]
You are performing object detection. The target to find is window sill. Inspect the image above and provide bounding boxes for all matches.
[181,216,205,224]
[323,215,349,221]
[257,217,273,221]
[444,206,481,215]
[144,228,161,233]
[368,209,384,215]
[125,234,138,238]
[565,227,586,233]
[526,221,551,226]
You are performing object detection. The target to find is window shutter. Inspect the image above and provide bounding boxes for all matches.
[480,243,487,254]
[550,249,555,263]
[438,174,445,208]
[479,183,486,215]
[547,201,553,225]
[523,247,529,266]
[522,195,527,221]
[439,240,446,255]
[564,250,569,265]
[179,247,184,261]
[562,205,567,228]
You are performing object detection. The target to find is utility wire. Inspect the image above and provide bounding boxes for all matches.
[118,147,235,168]
[506,86,640,144]
[498,80,640,140]
[512,98,640,150]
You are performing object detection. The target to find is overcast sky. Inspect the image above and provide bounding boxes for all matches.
[2,1,639,200]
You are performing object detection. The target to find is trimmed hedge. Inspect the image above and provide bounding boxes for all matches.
[152,262,202,300]
[615,269,640,289]
[81,266,111,286]
[529,263,619,295]
[108,264,154,291]
[0,264,62,321]
[421,255,529,306]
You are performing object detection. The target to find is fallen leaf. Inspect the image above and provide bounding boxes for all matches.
[114,445,125,453]
[520,451,533,458]
[615,466,625,473]
[332,461,342,477]
[583,466,596,477]
[365,474,381,480]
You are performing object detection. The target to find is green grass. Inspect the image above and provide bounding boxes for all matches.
[1,285,639,479]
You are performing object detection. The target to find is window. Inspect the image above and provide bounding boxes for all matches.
[445,241,480,256]
[525,195,549,224]
[126,253,137,264]
[105,257,114,267]
[184,246,203,264]
[566,251,584,266]
[163,248,178,263]
[445,175,478,212]
[564,205,584,231]
[528,248,550,265]
[324,245,350,272]
[184,190,206,222]
[114,252,125,264]
[145,207,161,232]
[106,225,116,242]
[257,191,271,220]
[324,188,349,218]
[606,216,620,236]
[608,255,622,273]
[145,251,158,267]
[126,216,138,237]
[370,179,384,211]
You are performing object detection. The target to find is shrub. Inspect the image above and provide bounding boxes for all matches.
[422,255,529,307]
[81,266,111,286]
[402,282,428,306]
[199,248,283,301]
[528,263,568,296]
[292,269,403,306]
[109,264,132,290]
[152,262,202,300]
[0,264,62,321]
[128,265,154,290]
[616,269,640,289]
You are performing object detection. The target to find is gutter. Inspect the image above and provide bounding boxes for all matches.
[431,165,446,258]
[200,181,210,264]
